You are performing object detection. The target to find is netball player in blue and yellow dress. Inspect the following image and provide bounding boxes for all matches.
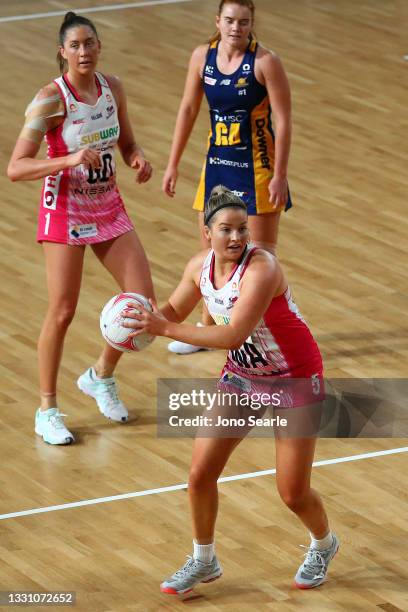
[163,0,292,353]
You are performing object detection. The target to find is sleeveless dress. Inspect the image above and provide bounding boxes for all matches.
[37,72,133,245]
[193,38,292,215]
[200,245,323,407]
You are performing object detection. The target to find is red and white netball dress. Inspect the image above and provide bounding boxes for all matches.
[37,72,134,245]
[200,245,324,407]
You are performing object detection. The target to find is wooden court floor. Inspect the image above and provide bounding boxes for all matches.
[0,0,407,610]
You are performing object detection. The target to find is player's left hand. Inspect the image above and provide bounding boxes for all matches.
[122,299,166,337]
[268,176,288,209]
[130,154,153,184]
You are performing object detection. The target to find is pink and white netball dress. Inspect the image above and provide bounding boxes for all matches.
[38,72,133,245]
[200,245,324,406]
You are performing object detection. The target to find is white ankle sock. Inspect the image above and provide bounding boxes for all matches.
[193,540,214,563]
[92,366,112,381]
[310,531,333,551]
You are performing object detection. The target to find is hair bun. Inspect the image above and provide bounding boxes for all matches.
[64,11,77,22]
[210,184,230,198]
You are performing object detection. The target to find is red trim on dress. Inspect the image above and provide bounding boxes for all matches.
[239,246,258,279]
[62,73,102,103]
[95,73,102,97]
[209,252,216,286]
[209,245,251,289]
[53,79,67,118]
[38,118,70,243]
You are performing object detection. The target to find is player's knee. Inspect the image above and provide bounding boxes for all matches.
[188,465,217,491]
[49,304,77,329]
[278,485,310,513]
[251,240,277,257]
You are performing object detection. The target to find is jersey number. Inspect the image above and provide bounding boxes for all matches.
[215,122,241,146]
[230,342,268,369]
[87,153,113,184]
[44,212,51,235]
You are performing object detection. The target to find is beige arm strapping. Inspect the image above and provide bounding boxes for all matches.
[19,93,65,144]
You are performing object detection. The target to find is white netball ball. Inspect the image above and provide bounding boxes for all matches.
[100,292,155,352]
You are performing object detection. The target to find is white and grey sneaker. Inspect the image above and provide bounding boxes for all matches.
[160,555,222,595]
[77,367,128,423]
[294,533,339,589]
[168,322,214,355]
[35,408,74,445]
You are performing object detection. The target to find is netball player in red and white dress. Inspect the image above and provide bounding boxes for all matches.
[7,12,154,445]
[124,186,339,593]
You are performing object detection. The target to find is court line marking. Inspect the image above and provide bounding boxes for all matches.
[0,0,194,24]
[0,446,407,521]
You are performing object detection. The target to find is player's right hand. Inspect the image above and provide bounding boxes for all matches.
[66,148,101,170]
[122,299,167,338]
[162,166,178,197]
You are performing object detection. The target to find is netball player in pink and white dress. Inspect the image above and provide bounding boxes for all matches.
[124,185,339,593]
[7,12,154,445]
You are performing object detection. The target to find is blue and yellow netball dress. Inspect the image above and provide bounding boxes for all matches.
[193,37,292,215]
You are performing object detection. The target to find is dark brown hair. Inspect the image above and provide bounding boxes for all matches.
[57,12,99,73]
[209,0,256,44]
[204,185,247,227]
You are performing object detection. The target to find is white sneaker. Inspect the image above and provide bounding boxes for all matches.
[168,323,214,355]
[77,367,128,422]
[294,533,340,589]
[161,555,222,595]
[35,408,75,445]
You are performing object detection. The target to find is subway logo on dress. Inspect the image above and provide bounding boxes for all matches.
[212,313,230,325]
[80,125,119,147]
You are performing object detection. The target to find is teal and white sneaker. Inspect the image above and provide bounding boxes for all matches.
[161,555,222,595]
[294,533,339,589]
[77,367,128,423]
[35,408,74,445]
